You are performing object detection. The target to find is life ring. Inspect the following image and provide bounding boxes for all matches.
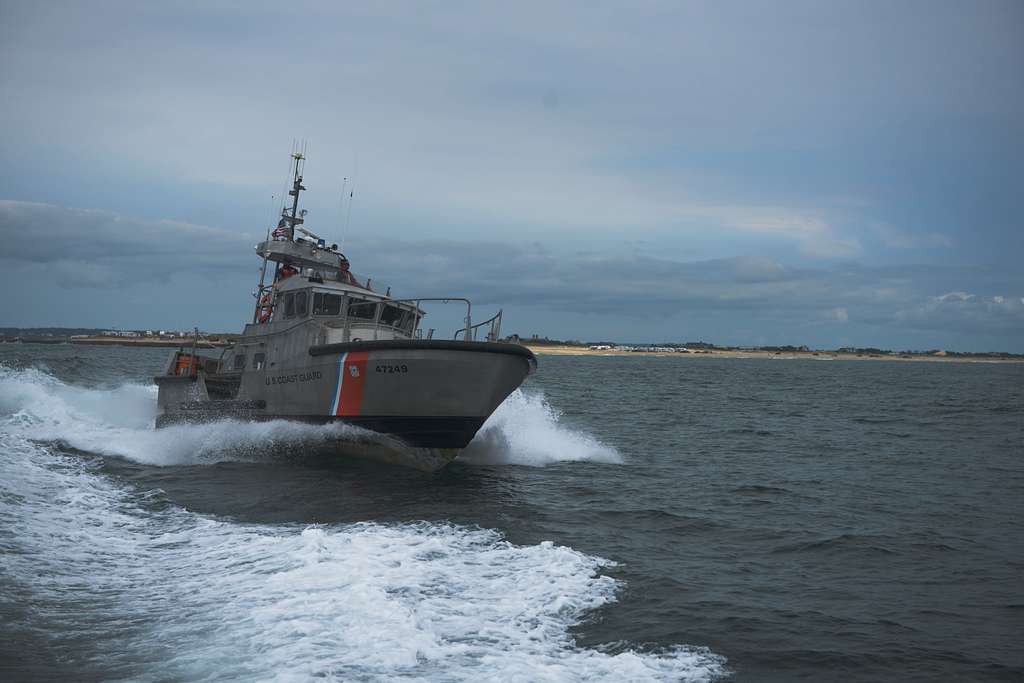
[257,292,274,323]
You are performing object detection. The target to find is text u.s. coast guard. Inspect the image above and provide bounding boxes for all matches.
[266,371,323,386]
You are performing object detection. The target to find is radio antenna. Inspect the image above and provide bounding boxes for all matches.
[340,155,358,252]
[338,176,348,238]
[340,182,355,253]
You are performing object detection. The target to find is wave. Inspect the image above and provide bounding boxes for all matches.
[0,366,620,468]
[462,390,622,466]
[0,385,723,681]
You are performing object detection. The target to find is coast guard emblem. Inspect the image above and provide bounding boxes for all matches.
[349,365,360,378]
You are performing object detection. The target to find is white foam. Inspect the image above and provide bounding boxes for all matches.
[0,367,620,468]
[463,390,622,466]
[0,378,726,680]
[0,366,378,466]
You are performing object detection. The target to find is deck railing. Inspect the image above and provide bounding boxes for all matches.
[314,297,500,343]
[454,309,503,342]
[250,291,504,344]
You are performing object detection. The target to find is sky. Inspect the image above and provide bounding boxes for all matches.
[1,0,1022,350]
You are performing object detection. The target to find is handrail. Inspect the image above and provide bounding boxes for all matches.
[385,297,473,340]
[455,309,502,342]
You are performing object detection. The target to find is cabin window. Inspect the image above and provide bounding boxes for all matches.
[294,290,308,318]
[313,292,342,316]
[380,305,405,328]
[348,300,378,320]
[233,353,246,370]
[402,311,417,335]
[252,352,265,370]
[284,293,295,319]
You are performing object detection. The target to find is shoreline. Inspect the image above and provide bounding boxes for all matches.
[5,338,1020,363]
[63,337,230,349]
[524,345,1024,364]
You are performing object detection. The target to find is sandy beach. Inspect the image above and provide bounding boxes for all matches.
[18,337,1016,363]
[524,345,1024,363]
[66,337,231,349]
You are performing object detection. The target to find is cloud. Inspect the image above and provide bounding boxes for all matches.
[729,255,790,283]
[4,200,1022,347]
[9,2,1016,263]
[0,200,257,287]
[874,223,953,250]
[0,2,1021,350]
[896,291,1024,333]
[2,198,1021,347]
[352,237,1024,343]
[937,291,975,302]
[655,204,861,258]
[826,307,850,323]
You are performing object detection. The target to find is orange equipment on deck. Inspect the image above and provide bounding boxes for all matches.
[174,352,198,376]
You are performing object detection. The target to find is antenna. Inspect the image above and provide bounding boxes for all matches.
[338,153,358,252]
[266,193,276,231]
[338,176,348,238]
[340,183,355,253]
[277,143,294,217]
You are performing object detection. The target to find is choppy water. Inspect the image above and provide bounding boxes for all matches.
[1,344,1021,682]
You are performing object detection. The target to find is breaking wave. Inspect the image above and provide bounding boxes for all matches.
[0,366,619,468]
[0,366,725,681]
[463,390,622,466]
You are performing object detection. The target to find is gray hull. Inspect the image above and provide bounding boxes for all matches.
[156,340,535,471]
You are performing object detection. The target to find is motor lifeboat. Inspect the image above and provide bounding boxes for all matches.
[154,150,536,471]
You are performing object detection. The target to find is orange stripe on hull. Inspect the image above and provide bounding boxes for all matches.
[335,350,369,416]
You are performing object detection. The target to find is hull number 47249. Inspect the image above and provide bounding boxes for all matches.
[376,364,409,374]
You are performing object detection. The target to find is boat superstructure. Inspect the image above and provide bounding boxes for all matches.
[154,151,536,470]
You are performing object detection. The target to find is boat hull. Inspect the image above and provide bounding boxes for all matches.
[155,340,535,470]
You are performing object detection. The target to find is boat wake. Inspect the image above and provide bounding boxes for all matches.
[0,366,619,468]
[0,365,724,681]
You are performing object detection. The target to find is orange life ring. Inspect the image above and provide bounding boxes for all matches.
[257,292,274,323]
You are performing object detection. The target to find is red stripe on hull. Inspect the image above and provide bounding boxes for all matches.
[335,350,369,416]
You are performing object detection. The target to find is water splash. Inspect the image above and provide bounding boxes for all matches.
[0,367,620,468]
[0,366,725,681]
[463,390,622,466]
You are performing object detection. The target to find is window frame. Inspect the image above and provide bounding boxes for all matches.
[347,298,379,321]
[313,291,344,317]
[379,304,405,328]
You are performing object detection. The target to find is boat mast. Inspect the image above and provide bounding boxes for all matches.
[283,150,306,240]
[252,148,308,324]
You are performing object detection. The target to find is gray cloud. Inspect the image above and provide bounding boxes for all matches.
[895,292,1024,333]
[2,200,1021,349]
[1,1,1022,348]
[0,200,257,287]
[2,1,1020,262]
[363,238,1022,325]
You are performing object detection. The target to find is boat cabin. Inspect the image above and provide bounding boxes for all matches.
[246,237,424,345]
[173,151,505,387]
[265,272,421,342]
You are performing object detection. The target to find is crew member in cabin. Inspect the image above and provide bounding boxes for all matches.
[279,263,298,280]
[336,257,358,286]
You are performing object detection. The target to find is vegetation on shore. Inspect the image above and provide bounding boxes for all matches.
[3,328,1022,360]
[512,335,1024,360]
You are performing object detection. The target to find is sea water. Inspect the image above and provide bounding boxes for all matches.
[1,344,1021,681]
